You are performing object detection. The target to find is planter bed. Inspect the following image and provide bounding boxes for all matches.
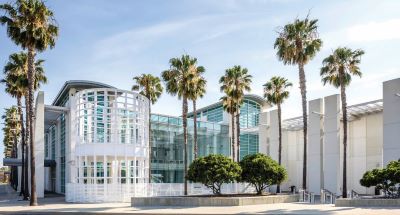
[336,198,400,207]
[131,194,299,207]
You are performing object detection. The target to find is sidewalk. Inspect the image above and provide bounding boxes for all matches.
[0,184,399,214]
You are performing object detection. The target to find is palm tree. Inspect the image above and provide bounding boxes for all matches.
[2,106,21,190]
[1,52,46,199]
[132,74,163,183]
[320,47,364,198]
[0,0,58,206]
[220,95,238,161]
[162,55,199,195]
[2,53,28,199]
[263,76,292,193]
[220,65,252,162]
[187,65,206,159]
[274,16,322,189]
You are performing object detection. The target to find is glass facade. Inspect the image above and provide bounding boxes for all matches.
[77,90,147,145]
[45,134,48,158]
[51,127,55,160]
[240,99,261,128]
[150,114,230,183]
[202,106,224,123]
[239,133,259,160]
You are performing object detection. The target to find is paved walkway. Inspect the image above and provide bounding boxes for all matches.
[0,184,399,214]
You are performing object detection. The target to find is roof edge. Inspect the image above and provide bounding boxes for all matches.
[52,80,116,106]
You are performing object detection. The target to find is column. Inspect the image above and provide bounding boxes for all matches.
[267,109,278,193]
[34,91,45,198]
[323,94,341,194]
[383,78,400,165]
[308,98,323,193]
[268,109,279,161]
[258,111,268,155]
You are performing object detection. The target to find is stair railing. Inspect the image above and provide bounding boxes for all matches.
[299,189,315,203]
[321,189,336,204]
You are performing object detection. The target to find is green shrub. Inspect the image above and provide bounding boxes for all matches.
[240,153,287,195]
[360,159,400,198]
[187,154,241,195]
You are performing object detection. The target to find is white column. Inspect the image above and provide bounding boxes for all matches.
[383,78,400,165]
[34,91,45,198]
[323,94,341,194]
[267,109,278,193]
[258,111,268,155]
[268,109,279,161]
[68,89,77,184]
[308,98,323,193]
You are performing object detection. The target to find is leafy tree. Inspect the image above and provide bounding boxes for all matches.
[263,76,292,193]
[162,55,200,195]
[360,160,400,198]
[132,74,163,182]
[187,154,241,195]
[321,47,364,198]
[240,153,287,195]
[274,15,322,189]
[187,65,206,159]
[1,0,58,206]
[220,66,252,162]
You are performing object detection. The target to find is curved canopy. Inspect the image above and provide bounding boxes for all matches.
[52,80,116,106]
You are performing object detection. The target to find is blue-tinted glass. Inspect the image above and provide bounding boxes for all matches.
[150,114,229,183]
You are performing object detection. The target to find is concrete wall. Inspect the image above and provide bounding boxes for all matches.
[269,109,279,162]
[271,95,384,195]
[132,195,300,207]
[258,112,268,155]
[383,78,400,165]
[307,99,323,193]
[336,198,400,207]
[67,89,76,184]
[323,94,341,194]
[34,91,45,198]
[348,113,382,194]
[281,129,303,191]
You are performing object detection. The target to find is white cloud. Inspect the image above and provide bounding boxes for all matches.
[347,19,400,42]
[324,18,400,47]
[93,16,210,60]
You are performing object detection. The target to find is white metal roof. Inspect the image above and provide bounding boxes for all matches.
[282,99,383,131]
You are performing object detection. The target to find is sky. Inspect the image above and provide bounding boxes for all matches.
[1,0,400,166]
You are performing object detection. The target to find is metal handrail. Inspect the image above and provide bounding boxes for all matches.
[350,189,359,199]
[299,189,315,203]
[321,189,337,204]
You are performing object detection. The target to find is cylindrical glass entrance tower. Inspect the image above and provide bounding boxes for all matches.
[66,88,149,202]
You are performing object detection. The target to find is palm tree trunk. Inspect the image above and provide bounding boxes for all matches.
[17,96,26,198]
[13,134,18,190]
[24,97,30,198]
[27,48,38,206]
[193,100,198,159]
[339,70,348,198]
[183,95,188,195]
[231,112,235,161]
[148,104,152,183]
[277,103,282,193]
[298,63,308,190]
[235,110,240,162]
